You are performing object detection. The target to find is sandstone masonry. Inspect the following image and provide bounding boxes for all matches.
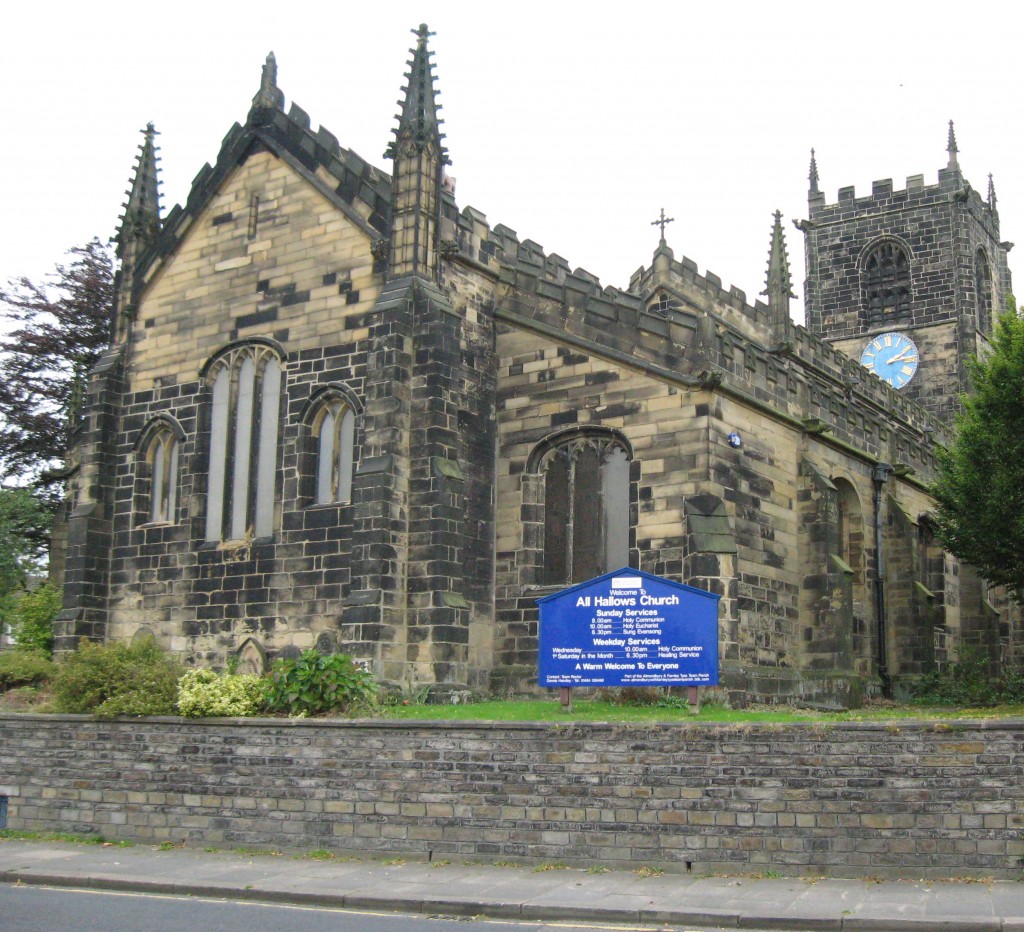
[2,715,1022,879]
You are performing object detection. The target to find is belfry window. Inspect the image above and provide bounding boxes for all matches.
[537,432,631,585]
[975,249,993,334]
[147,430,179,524]
[313,397,356,505]
[204,344,283,541]
[863,240,911,323]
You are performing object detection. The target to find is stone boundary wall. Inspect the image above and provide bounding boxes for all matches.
[1,715,1021,879]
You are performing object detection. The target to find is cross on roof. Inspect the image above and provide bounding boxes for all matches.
[651,208,674,241]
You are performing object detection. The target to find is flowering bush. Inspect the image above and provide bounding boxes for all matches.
[176,667,266,717]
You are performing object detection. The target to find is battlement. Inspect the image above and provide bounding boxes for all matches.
[627,248,749,313]
[811,167,962,213]
[809,166,998,237]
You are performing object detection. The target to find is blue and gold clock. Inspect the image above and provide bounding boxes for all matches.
[859,331,919,389]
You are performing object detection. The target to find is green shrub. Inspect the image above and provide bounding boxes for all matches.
[5,584,60,655]
[910,650,1024,706]
[52,640,183,718]
[1001,666,1024,703]
[264,649,376,717]
[176,668,266,717]
[0,649,55,690]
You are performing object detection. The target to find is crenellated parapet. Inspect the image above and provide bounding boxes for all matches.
[810,170,1002,244]
[484,214,949,483]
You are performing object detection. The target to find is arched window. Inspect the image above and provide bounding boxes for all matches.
[136,417,183,525]
[204,344,283,541]
[975,249,993,334]
[533,431,631,585]
[862,240,911,324]
[147,429,179,523]
[312,397,356,505]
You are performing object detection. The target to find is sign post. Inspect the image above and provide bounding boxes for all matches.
[538,568,720,709]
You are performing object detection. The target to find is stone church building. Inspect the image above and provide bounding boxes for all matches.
[53,26,1021,704]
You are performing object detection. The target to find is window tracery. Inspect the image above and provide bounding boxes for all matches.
[312,396,356,505]
[535,431,631,585]
[204,344,283,541]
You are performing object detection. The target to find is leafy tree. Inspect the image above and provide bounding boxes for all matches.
[0,487,51,593]
[4,583,60,655]
[0,487,53,648]
[0,239,113,503]
[932,301,1024,600]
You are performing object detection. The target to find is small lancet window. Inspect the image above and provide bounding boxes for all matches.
[863,240,911,322]
[147,429,179,523]
[313,399,356,504]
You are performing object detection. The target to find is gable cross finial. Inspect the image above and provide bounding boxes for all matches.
[651,208,675,243]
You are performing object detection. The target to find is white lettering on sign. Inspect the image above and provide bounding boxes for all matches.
[611,577,643,589]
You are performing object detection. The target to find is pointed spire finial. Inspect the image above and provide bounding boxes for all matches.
[988,173,998,211]
[808,148,819,195]
[117,122,162,256]
[763,210,794,298]
[763,211,795,342]
[946,120,959,170]
[250,51,285,115]
[385,23,448,163]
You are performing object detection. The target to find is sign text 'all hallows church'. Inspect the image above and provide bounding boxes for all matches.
[538,570,719,688]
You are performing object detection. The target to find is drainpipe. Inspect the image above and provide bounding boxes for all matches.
[872,462,894,698]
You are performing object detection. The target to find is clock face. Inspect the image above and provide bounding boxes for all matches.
[860,332,919,389]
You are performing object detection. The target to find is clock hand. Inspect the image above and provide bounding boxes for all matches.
[887,347,916,364]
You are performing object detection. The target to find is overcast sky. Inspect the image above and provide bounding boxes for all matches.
[5,1,1020,324]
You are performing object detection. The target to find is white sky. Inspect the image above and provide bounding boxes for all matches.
[5,1,1021,323]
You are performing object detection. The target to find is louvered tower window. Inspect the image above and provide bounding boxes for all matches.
[863,241,911,324]
[975,249,993,335]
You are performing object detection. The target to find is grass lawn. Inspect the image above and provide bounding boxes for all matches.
[376,697,1024,724]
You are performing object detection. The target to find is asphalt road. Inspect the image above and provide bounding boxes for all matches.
[0,883,751,932]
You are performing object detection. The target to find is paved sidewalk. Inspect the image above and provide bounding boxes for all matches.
[1,839,1023,931]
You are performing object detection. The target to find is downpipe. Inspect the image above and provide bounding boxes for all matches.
[872,462,894,698]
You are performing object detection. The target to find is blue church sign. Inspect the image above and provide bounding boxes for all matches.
[538,568,720,688]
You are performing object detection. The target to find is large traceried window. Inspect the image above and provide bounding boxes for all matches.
[862,240,911,324]
[313,396,356,505]
[534,431,631,585]
[204,344,283,541]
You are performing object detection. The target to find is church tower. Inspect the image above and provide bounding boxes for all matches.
[801,127,1012,421]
